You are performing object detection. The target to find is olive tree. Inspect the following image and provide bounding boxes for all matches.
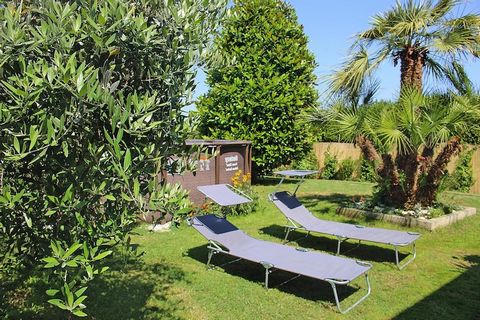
[0,0,225,316]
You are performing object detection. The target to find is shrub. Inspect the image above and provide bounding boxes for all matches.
[359,158,377,182]
[291,149,319,172]
[335,158,357,180]
[321,152,338,180]
[444,148,475,192]
[0,0,225,317]
[196,0,318,178]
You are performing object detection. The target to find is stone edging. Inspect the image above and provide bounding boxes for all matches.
[336,206,477,231]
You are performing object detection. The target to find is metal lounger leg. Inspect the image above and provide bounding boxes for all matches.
[206,248,215,269]
[284,226,293,243]
[328,273,371,314]
[261,262,274,289]
[394,242,417,270]
[336,236,347,255]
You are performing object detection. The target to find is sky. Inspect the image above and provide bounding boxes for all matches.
[191,0,480,107]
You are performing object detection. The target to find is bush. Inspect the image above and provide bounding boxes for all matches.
[321,152,338,180]
[359,158,377,182]
[291,149,319,172]
[335,158,357,180]
[196,0,318,178]
[444,148,475,192]
[0,0,225,317]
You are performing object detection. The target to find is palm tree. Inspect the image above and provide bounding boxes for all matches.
[310,89,479,209]
[329,0,480,97]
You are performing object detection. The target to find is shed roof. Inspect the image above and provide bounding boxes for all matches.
[186,139,251,146]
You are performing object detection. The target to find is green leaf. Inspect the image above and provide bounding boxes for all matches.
[76,73,84,93]
[72,310,88,317]
[48,299,68,310]
[23,212,32,228]
[62,141,69,157]
[46,289,59,296]
[75,287,88,298]
[13,136,21,153]
[123,149,131,171]
[64,282,74,307]
[93,250,112,261]
[104,194,115,201]
[133,179,140,198]
[29,126,39,151]
[42,257,59,268]
[63,242,82,260]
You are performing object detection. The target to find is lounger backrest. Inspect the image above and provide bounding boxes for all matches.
[270,191,320,226]
[191,214,254,251]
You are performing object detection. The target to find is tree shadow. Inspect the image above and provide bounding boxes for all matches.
[87,256,186,320]
[0,254,186,320]
[259,225,409,265]
[393,255,480,320]
[255,176,308,186]
[299,193,369,210]
[186,244,361,307]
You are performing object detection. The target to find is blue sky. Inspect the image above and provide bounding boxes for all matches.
[192,0,480,106]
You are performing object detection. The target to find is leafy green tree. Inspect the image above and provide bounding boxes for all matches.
[197,0,318,178]
[0,0,225,317]
[309,89,479,209]
[329,0,480,97]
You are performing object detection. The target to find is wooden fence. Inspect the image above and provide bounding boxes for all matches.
[313,142,480,194]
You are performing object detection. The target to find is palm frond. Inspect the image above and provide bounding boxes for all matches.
[429,0,459,23]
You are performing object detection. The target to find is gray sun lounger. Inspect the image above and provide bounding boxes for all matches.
[190,184,372,314]
[269,190,420,270]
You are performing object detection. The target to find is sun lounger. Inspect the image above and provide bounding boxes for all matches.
[269,190,420,270]
[190,184,372,313]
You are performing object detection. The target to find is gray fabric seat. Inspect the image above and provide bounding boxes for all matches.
[191,214,372,314]
[270,191,420,270]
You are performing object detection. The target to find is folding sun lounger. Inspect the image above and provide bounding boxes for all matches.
[270,170,421,270]
[190,184,372,314]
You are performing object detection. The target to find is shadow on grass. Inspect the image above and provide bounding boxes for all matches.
[255,177,307,186]
[259,225,409,266]
[88,257,186,320]
[0,255,186,320]
[393,255,480,320]
[186,244,362,306]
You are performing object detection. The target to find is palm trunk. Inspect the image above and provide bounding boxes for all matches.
[378,153,406,207]
[418,145,434,174]
[403,152,420,209]
[418,137,462,206]
[355,135,380,162]
[400,46,425,91]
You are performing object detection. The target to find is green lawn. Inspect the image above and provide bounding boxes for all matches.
[2,179,480,319]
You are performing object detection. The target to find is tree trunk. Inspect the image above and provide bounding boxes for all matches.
[378,154,406,207]
[418,145,434,175]
[400,46,425,91]
[417,137,462,206]
[355,135,380,162]
[403,152,420,209]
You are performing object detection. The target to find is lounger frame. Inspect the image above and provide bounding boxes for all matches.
[270,192,419,270]
[201,236,372,314]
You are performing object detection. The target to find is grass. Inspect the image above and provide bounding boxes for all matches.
[2,178,480,319]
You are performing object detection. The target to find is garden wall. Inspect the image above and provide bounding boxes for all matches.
[313,142,480,194]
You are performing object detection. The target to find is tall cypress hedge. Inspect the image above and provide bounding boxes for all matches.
[197,0,318,178]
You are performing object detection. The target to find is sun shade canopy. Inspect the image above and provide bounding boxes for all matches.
[197,184,251,206]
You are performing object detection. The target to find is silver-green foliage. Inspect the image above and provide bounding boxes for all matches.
[0,0,225,316]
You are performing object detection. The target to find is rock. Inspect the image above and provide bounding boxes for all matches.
[148,221,172,232]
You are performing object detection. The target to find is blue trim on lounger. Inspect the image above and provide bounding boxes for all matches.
[196,214,238,234]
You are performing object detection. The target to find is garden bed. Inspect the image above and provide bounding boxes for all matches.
[336,206,477,231]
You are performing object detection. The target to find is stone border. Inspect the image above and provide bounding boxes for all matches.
[336,206,477,231]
